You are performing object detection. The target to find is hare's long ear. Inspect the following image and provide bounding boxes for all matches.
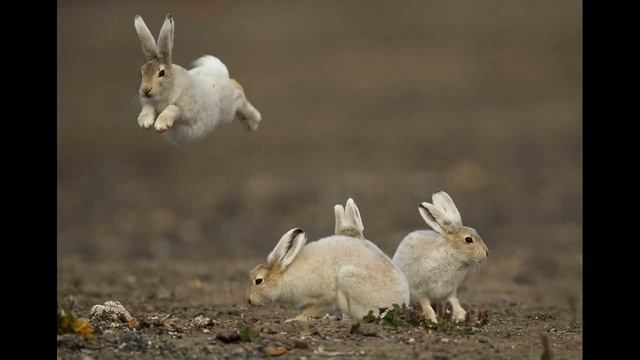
[334,198,365,239]
[334,204,346,235]
[134,15,157,60]
[267,228,307,270]
[418,202,454,234]
[432,191,462,228]
[157,14,174,65]
[344,198,364,238]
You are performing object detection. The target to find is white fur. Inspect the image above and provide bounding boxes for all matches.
[432,191,462,227]
[247,200,410,322]
[334,198,365,239]
[392,191,488,323]
[274,233,409,321]
[134,15,261,145]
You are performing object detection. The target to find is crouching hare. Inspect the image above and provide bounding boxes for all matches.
[134,14,262,144]
[246,199,410,322]
[392,191,488,323]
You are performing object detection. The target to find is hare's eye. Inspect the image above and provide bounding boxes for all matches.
[465,236,473,243]
[255,278,263,285]
[158,69,166,77]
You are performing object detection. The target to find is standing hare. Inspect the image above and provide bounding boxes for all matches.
[393,191,488,323]
[134,14,261,144]
[246,199,410,322]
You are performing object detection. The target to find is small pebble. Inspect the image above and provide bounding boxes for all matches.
[90,300,133,324]
[192,315,212,328]
[216,331,240,343]
[264,345,288,356]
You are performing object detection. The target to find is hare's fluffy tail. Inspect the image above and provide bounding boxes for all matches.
[191,55,230,82]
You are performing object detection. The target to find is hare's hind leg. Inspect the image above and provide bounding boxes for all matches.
[230,79,262,131]
[336,266,379,320]
[285,304,331,322]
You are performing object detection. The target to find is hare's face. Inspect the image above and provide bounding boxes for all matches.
[246,263,281,306]
[134,14,174,98]
[246,228,307,306]
[139,59,172,98]
[446,226,488,266]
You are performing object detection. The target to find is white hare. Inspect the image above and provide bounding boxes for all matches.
[134,14,261,144]
[392,191,488,323]
[246,199,410,322]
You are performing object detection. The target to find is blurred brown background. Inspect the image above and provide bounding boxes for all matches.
[58,0,581,281]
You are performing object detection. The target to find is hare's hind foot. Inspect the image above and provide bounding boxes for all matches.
[285,304,330,323]
[230,78,262,132]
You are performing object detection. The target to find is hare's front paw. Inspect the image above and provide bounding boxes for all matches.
[452,309,466,323]
[418,299,438,324]
[154,115,174,133]
[137,111,155,129]
[448,296,467,323]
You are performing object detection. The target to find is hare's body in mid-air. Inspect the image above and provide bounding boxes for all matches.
[393,191,489,323]
[134,15,261,145]
[246,199,410,322]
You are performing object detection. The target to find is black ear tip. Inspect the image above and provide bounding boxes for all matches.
[418,203,428,211]
[167,14,173,20]
[291,228,304,236]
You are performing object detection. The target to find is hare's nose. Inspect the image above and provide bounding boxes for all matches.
[141,87,152,97]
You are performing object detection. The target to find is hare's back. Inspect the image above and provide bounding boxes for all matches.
[306,236,403,279]
[294,236,409,303]
[189,55,230,85]
[393,230,443,265]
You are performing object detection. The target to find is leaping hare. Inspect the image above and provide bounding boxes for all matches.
[134,14,262,144]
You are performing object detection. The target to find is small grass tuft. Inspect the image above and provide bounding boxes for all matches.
[238,324,261,342]
[361,303,490,335]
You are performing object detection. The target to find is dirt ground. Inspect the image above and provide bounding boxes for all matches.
[58,0,582,358]
[57,254,581,359]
